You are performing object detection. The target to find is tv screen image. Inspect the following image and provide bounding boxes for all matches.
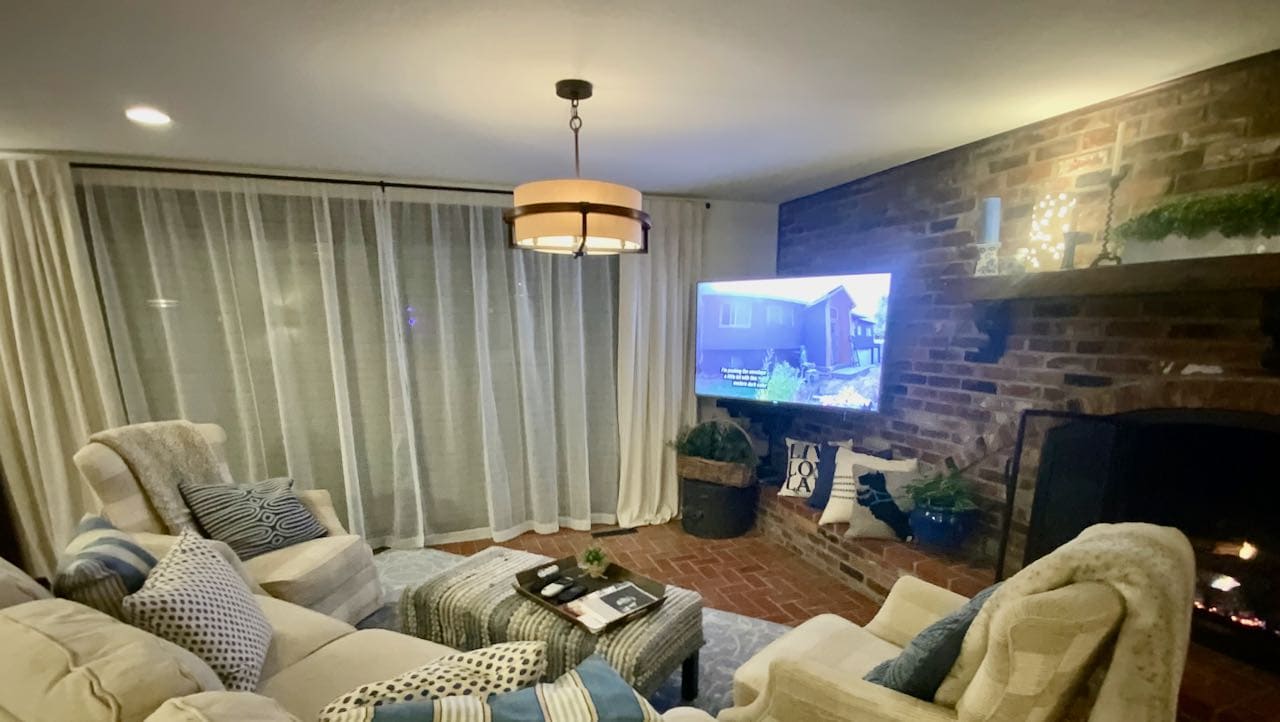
[694,273,892,412]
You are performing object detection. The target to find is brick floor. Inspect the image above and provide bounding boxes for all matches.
[436,521,1280,719]
[434,521,881,626]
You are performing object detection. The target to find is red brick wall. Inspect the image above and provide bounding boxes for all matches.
[772,51,1280,561]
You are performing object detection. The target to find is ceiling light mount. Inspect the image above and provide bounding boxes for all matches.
[554,79,593,102]
[504,79,649,257]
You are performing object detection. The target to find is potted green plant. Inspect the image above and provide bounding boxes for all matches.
[579,545,610,579]
[1117,184,1280,263]
[903,466,980,549]
[670,421,757,489]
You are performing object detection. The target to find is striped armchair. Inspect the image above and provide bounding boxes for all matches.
[73,423,381,625]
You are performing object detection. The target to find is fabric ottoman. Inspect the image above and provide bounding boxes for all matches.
[398,546,705,698]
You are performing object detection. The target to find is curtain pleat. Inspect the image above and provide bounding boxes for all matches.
[0,158,125,575]
[615,199,705,527]
[75,171,619,548]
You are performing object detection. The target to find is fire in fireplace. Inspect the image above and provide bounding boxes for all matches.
[1023,408,1280,672]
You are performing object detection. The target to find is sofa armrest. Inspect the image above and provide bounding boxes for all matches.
[296,489,348,536]
[144,691,300,721]
[863,576,969,648]
[131,532,265,595]
[718,658,958,722]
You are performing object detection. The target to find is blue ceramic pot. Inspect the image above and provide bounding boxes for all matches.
[909,506,978,549]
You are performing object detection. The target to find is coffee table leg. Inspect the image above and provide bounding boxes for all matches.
[681,651,700,701]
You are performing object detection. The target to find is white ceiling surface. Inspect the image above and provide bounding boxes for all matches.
[2,2,1279,202]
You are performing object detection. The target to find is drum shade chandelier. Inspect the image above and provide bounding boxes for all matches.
[504,79,650,257]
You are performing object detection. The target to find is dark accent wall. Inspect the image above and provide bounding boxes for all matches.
[773,50,1280,559]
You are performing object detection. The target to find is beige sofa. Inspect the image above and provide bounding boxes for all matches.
[73,423,381,625]
[719,576,1125,722]
[0,556,713,722]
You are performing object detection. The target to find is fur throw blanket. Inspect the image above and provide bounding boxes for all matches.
[935,523,1194,722]
[91,420,227,533]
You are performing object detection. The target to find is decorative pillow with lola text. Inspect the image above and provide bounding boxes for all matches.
[779,438,822,498]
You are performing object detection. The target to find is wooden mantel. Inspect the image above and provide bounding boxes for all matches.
[941,253,1280,303]
[939,253,1280,369]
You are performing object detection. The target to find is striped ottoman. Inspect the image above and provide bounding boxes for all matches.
[399,546,705,699]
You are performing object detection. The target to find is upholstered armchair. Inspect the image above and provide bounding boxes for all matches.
[721,577,1124,722]
[720,524,1194,722]
[73,422,381,625]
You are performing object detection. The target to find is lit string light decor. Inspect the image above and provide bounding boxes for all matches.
[1015,193,1078,270]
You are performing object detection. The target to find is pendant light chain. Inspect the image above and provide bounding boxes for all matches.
[569,98,583,178]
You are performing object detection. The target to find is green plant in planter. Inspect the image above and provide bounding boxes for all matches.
[1116,184,1280,242]
[903,469,979,511]
[579,545,609,578]
[670,423,755,465]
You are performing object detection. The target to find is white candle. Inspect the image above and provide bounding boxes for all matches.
[981,197,1002,244]
[1111,120,1126,177]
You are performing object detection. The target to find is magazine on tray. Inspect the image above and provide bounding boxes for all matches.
[564,582,660,633]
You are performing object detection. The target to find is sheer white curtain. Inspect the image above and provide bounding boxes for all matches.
[615,198,705,527]
[77,169,618,548]
[0,158,124,575]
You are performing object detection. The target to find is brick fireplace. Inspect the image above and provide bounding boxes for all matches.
[758,49,1280,720]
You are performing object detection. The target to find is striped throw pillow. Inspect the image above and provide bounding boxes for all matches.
[53,515,157,619]
[179,478,327,560]
[324,655,660,722]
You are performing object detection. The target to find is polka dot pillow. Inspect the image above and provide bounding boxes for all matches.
[123,531,272,692]
[318,641,547,719]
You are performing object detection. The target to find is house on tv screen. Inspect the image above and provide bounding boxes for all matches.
[697,284,882,373]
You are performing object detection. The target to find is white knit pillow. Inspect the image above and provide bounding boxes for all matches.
[124,532,272,691]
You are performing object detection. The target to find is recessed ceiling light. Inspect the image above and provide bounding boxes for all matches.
[125,105,172,127]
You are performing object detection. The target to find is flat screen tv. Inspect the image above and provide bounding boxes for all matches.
[695,273,893,413]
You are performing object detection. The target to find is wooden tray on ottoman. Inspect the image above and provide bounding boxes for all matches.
[513,556,667,634]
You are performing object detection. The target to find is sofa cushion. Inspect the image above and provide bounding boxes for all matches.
[244,534,373,608]
[0,556,50,610]
[256,595,355,680]
[732,613,901,708]
[864,583,1001,700]
[0,598,222,722]
[124,533,273,692]
[145,692,300,722]
[319,641,547,718]
[52,515,157,620]
[180,478,328,560]
[259,629,455,722]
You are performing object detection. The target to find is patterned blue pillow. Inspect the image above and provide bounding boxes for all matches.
[53,515,157,619]
[179,478,327,560]
[362,656,661,722]
[864,583,1002,700]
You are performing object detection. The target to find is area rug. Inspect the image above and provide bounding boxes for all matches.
[360,547,791,715]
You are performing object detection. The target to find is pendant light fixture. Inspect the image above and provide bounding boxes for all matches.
[504,79,651,257]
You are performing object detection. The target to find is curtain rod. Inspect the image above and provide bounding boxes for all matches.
[69,162,515,196]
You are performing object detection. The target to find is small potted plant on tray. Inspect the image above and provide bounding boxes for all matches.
[903,464,980,549]
[579,545,610,579]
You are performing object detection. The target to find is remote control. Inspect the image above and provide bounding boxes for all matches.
[529,574,561,593]
[555,584,587,603]
[535,564,560,579]
[540,581,567,598]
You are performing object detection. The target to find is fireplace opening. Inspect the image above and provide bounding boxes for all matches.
[1027,408,1280,672]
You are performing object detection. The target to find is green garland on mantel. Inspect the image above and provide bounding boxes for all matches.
[1117,184,1280,242]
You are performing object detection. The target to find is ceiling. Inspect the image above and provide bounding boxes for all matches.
[2,1,1279,202]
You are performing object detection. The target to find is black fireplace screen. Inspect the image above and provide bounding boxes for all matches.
[1002,408,1280,672]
